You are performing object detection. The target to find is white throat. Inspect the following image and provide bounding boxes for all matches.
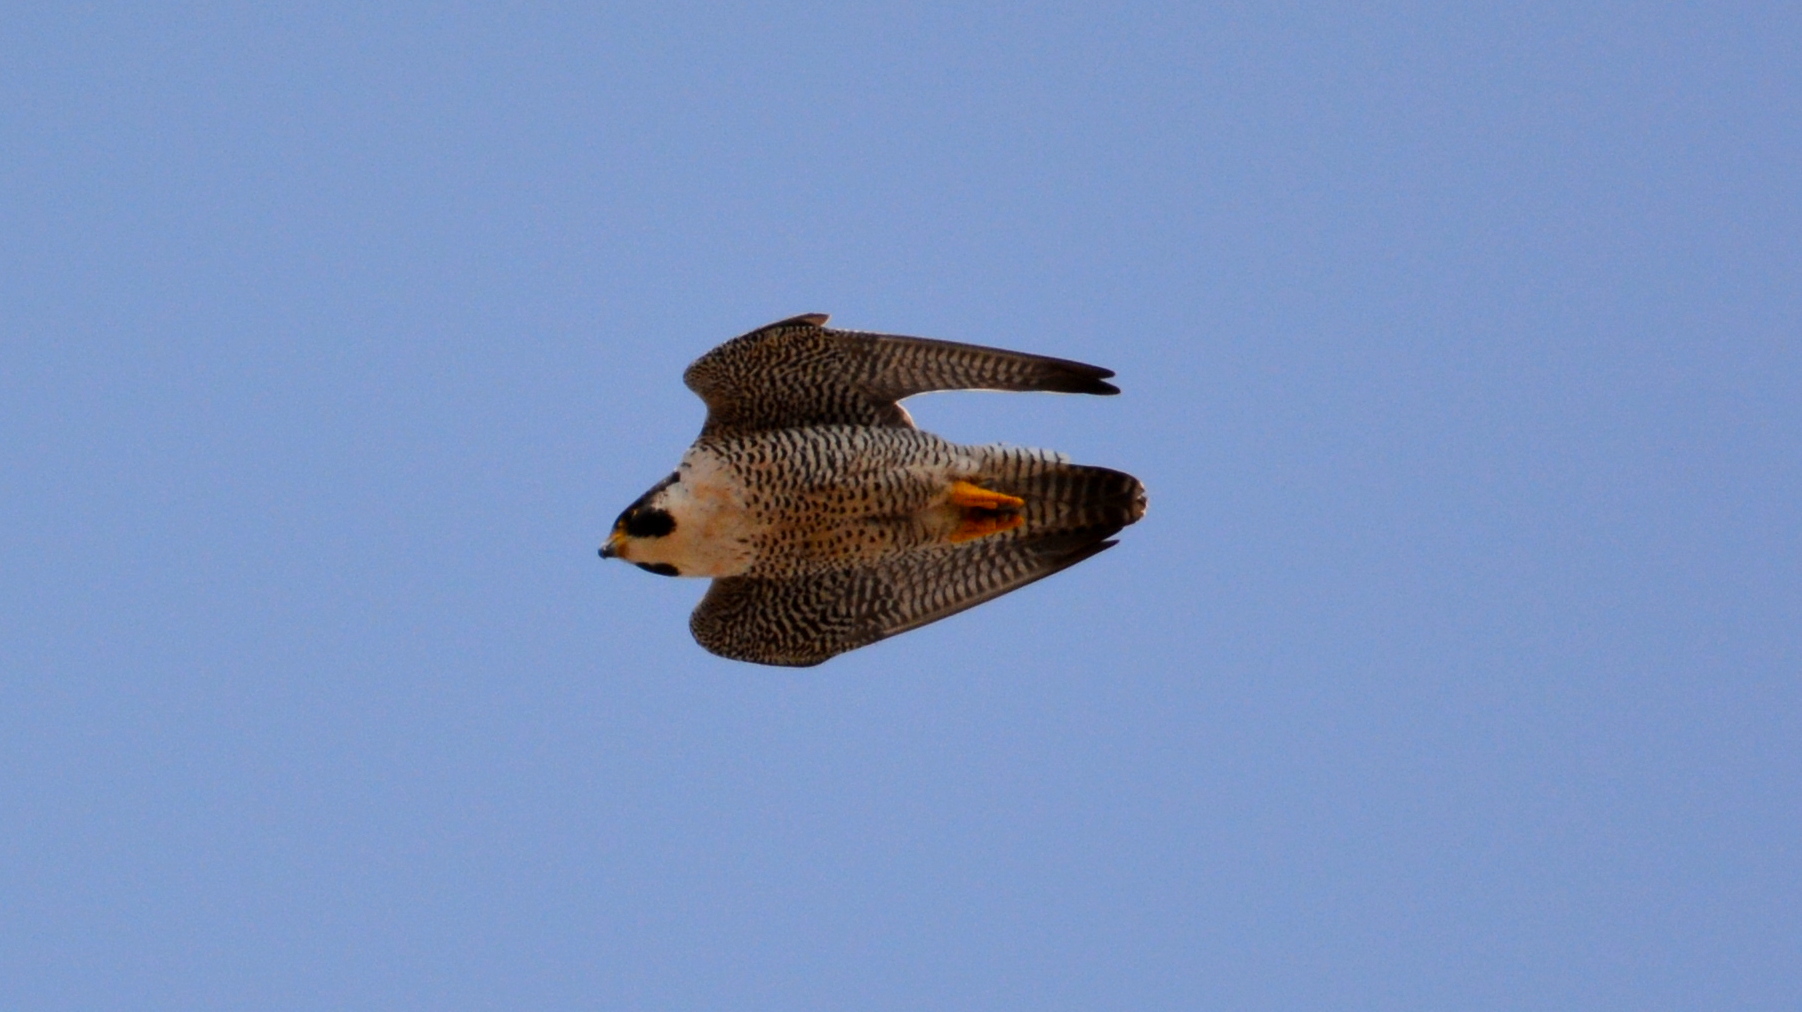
[630,449,761,578]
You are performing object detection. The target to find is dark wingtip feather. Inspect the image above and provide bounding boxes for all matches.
[1029,529,1124,563]
[1043,361,1121,396]
[1031,534,1120,577]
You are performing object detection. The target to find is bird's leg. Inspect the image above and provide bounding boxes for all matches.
[945,480,1025,543]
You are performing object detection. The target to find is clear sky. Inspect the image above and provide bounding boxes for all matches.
[3,4,1798,1009]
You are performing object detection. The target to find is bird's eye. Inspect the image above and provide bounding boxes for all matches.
[636,562,679,577]
[624,508,676,539]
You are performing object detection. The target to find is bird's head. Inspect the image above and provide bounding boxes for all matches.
[599,471,684,576]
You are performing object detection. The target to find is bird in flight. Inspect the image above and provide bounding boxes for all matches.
[599,313,1147,666]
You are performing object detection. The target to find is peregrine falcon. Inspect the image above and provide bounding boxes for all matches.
[599,313,1147,666]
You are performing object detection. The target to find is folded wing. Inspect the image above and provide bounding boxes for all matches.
[684,314,1119,437]
[689,530,1121,667]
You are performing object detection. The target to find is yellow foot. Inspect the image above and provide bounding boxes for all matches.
[947,480,1025,511]
[944,480,1026,543]
[950,511,1025,543]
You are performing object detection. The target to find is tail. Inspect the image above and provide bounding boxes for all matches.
[978,447,1147,539]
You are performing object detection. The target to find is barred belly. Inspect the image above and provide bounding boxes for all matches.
[697,427,972,578]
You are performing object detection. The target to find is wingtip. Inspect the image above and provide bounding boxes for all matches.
[1049,360,1118,396]
[1057,374,1121,396]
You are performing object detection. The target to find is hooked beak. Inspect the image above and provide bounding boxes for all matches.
[599,530,626,559]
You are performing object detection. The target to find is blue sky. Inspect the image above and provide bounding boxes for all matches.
[3,3,1798,1009]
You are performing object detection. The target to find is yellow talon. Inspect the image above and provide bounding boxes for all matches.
[943,480,1025,543]
[947,480,1024,511]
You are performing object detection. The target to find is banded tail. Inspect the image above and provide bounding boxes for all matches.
[978,447,1148,540]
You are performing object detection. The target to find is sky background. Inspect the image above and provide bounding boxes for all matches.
[3,3,1799,1009]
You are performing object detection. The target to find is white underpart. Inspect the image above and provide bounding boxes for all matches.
[627,447,762,578]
